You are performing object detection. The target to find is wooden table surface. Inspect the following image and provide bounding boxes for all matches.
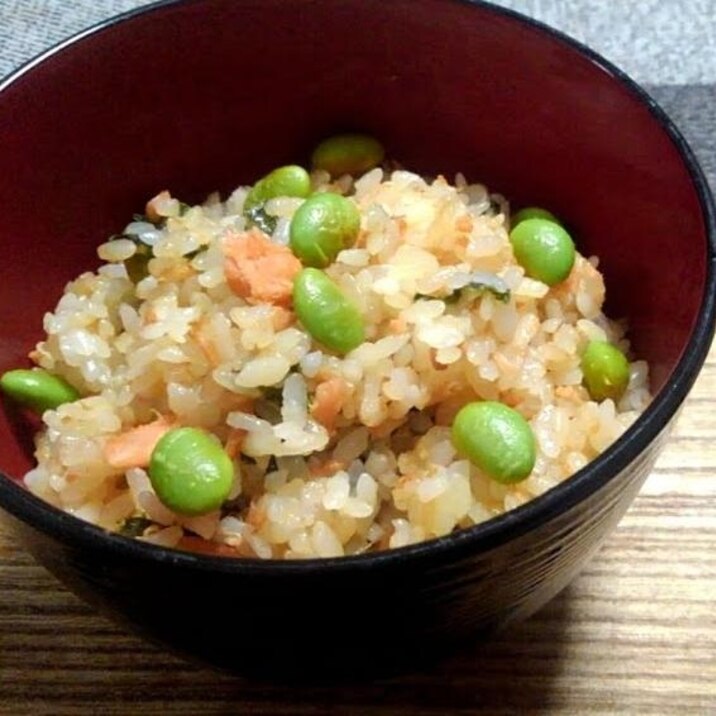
[0,345,714,715]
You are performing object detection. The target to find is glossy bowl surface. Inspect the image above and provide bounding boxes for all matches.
[0,0,714,677]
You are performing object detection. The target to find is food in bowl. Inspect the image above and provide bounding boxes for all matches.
[0,135,651,559]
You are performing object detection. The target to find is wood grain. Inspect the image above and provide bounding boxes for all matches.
[1,346,715,715]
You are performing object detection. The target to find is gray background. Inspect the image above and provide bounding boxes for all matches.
[1,0,715,85]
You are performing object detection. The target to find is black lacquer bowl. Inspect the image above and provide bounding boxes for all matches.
[0,0,714,677]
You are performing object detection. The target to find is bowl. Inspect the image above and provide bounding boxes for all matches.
[0,0,713,678]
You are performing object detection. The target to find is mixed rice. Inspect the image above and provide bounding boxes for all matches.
[17,155,651,559]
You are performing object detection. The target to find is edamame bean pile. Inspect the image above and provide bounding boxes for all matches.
[4,134,652,558]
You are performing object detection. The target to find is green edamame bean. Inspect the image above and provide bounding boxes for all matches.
[149,427,234,516]
[289,193,361,267]
[581,340,630,402]
[292,268,365,354]
[451,401,536,484]
[511,206,561,228]
[0,368,79,413]
[244,165,312,213]
[509,218,575,286]
[311,134,385,178]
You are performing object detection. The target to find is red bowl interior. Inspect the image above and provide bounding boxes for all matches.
[0,0,709,480]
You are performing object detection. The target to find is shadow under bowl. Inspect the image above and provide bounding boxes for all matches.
[0,0,713,677]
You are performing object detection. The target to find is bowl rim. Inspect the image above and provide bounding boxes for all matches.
[1,0,714,575]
